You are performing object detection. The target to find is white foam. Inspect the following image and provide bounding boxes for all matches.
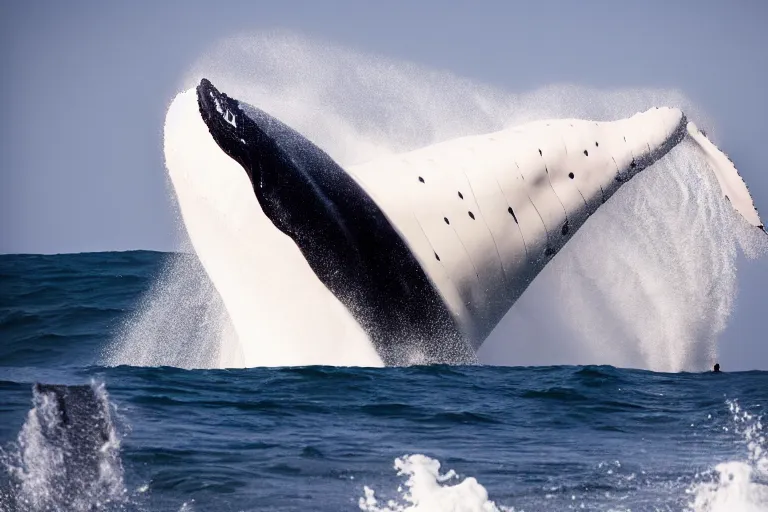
[359,400,768,512]
[359,454,510,512]
[687,401,768,512]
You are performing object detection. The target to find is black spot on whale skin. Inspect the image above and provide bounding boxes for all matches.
[196,79,474,366]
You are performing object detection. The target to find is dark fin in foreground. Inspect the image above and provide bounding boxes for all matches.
[2,383,127,509]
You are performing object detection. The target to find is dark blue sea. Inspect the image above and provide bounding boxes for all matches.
[1,251,766,512]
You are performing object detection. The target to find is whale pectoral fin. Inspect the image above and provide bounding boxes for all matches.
[33,383,111,440]
[686,122,765,233]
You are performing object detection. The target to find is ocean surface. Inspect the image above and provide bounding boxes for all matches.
[1,251,767,512]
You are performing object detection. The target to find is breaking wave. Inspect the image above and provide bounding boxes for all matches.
[359,401,768,511]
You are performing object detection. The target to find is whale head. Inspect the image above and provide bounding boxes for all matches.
[194,77,347,237]
[192,78,474,365]
[195,77,349,236]
[195,78,252,175]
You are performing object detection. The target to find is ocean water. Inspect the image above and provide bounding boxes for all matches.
[1,251,767,512]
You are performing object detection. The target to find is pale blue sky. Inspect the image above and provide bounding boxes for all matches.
[2,0,766,254]
[1,0,766,253]
[1,0,766,367]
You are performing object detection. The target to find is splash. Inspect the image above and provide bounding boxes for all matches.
[0,382,127,512]
[360,398,768,512]
[486,144,744,372]
[103,252,243,369]
[687,400,768,512]
[118,30,764,370]
[359,454,511,512]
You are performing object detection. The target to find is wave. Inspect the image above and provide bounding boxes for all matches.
[358,401,768,511]
[688,400,768,512]
[359,454,507,512]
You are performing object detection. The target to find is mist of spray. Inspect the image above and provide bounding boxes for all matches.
[113,31,765,371]
[357,401,768,511]
[103,252,243,369]
[481,142,763,372]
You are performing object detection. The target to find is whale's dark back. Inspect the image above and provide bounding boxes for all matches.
[7,383,126,508]
[197,80,473,364]
[32,384,113,472]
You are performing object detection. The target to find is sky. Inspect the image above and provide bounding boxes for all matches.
[1,0,766,366]
[1,0,766,254]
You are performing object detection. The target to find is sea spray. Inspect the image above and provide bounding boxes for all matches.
[688,400,768,512]
[358,399,768,512]
[511,143,741,372]
[103,252,242,369]
[359,454,508,512]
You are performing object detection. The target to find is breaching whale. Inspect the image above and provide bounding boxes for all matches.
[186,78,763,366]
